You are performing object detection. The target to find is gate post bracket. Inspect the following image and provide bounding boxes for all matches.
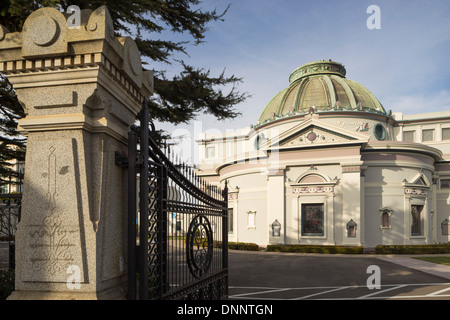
[115,151,129,168]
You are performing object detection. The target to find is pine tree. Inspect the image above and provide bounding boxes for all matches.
[0,73,26,188]
[0,0,248,126]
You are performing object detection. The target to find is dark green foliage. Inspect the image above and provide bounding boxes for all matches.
[267,244,450,254]
[214,241,260,251]
[150,62,245,124]
[375,243,450,254]
[267,245,364,254]
[1,0,247,127]
[0,74,26,186]
[228,242,260,251]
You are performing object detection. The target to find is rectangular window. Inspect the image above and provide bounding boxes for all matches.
[226,141,234,158]
[205,146,215,158]
[442,128,450,140]
[403,131,415,142]
[411,204,424,236]
[247,211,256,229]
[301,203,324,236]
[228,208,233,233]
[440,179,450,189]
[422,129,434,142]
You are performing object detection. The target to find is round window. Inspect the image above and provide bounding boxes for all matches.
[254,133,265,150]
[374,123,386,141]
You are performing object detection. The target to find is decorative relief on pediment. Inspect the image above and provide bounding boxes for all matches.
[335,121,371,132]
[281,127,353,147]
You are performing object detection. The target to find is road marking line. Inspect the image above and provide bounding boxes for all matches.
[357,285,407,299]
[426,286,450,296]
[228,283,450,300]
[229,296,285,300]
[230,288,291,298]
[386,294,450,299]
[313,294,450,300]
[291,286,350,300]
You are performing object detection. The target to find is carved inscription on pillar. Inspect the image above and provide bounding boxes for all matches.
[23,144,82,283]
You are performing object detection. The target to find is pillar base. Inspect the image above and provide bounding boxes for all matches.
[7,285,126,300]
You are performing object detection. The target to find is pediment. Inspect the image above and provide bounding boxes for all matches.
[262,117,370,150]
[403,171,431,188]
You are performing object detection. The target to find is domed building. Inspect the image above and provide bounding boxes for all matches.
[196,60,450,249]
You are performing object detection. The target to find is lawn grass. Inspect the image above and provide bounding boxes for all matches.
[413,256,450,266]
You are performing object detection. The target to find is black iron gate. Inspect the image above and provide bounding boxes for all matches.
[125,102,228,300]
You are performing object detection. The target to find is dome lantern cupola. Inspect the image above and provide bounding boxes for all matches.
[289,60,346,83]
[258,60,386,125]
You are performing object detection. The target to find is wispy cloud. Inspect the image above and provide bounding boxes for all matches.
[384,90,450,115]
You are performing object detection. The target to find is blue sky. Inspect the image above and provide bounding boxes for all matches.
[146,0,450,163]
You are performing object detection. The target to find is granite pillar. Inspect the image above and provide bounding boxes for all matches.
[0,6,153,299]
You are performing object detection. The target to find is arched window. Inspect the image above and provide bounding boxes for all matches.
[272,220,281,237]
[347,219,357,237]
[379,207,392,229]
[442,219,449,236]
[381,212,390,228]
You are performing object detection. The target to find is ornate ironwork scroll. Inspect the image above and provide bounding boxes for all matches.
[186,215,213,278]
[127,101,228,300]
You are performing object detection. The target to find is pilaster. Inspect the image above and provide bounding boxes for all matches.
[266,168,285,244]
[341,162,363,246]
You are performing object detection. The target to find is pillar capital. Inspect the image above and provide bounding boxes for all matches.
[0,6,153,142]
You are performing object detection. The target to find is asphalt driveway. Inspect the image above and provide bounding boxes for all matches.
[228,250,450,300]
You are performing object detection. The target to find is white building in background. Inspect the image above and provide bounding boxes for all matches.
[195,60,450,248]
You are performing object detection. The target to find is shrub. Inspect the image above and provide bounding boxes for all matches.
[375,243,450,254]
[214,241,260,251]
[0,269,14,300]
[267,245,364,254]
[228,242,260,251]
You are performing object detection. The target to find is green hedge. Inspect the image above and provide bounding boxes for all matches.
[267,245,364,254]
[214,241,260,251]
[375,243,450,254]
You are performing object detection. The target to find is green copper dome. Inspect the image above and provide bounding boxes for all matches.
[258,60,386,125]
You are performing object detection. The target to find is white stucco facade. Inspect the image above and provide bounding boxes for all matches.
[196,60,450,248]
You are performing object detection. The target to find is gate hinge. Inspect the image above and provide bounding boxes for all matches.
[115,151,128,168]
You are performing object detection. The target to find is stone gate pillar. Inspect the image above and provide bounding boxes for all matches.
[0,6,153,299]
